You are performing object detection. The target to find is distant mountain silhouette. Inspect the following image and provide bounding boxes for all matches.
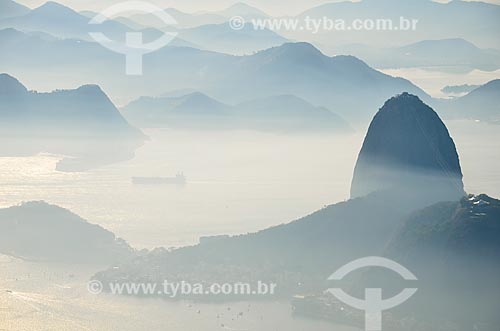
[124,91,229,116]
[0,0,29,20]
[217,2,269,20]
[0,73,141,135]
[441,84,480,96]
[0,32,430,124]
[247,42,328,67]
[126,3,269,30]
[0,71,26,93]
[122,92,230,129]
[78,2,271,44]
[0,1,167,42]
[233,95,353,132]
[166,92,229,115]
[127,8,226,29]
[333,39,500,71]
[0,73,145,171]
[121,92,352,132]
[177,23,288,55]
[351,93,465,203]
[444,79,500,122]
[299,0,500,50]
[0,201,133,263]
[0,2,104,38]
[219,43,430,122]
[79,10,145,30]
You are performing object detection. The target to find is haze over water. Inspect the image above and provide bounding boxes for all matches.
[0,120,498,249]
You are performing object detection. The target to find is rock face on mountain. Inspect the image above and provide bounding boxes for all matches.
[351,93,465,206]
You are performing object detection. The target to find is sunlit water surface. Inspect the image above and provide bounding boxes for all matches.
[0,121,499,249]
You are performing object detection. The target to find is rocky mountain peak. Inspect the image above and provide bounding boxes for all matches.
[351,92,465,204]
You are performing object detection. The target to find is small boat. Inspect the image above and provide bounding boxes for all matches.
[132,173,186,185]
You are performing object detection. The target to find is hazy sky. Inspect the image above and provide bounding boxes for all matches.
[15,0,500,16]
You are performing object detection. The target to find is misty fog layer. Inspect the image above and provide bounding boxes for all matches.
[1,121,498,248]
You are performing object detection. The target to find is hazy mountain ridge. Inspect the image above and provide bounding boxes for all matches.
[126,8,226,30]
[297,0,500,50]
[121,92,353,132]
[441,83,480,96]
[0,73,145,171]
[3,0,498,72]
[0,1,124,40]
[0,0,286,55]
[232,94,353,132]
[0,1,172,43]
[380,194,500,327]
[216,2,270,20]
[388,194,500,266]
[0,201,134,263]
[177,23,289,55]
[0,30,429,123]
[443,79,500,122]
[126,2,269,29]
[0,0,29,20]
[0,73,140,135]
[215,43,431,123]
[332,38,500,71]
